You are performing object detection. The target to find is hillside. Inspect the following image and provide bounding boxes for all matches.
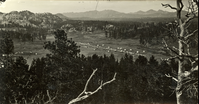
[0,10,63,28]
[55,13,69,21]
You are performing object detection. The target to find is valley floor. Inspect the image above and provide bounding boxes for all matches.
[68,31,169,61]
[13,31,169,66]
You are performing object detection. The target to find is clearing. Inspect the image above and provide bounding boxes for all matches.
[13,31,169,66]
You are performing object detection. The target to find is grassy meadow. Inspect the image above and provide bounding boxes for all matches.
[68,31,169,60]
[13,30,169,66]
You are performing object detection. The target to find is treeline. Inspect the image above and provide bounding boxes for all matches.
[105,22,167,46]
[104,20,198,47]
[1,30,193,104]
[58,20,107,32]
[0,28,48,42]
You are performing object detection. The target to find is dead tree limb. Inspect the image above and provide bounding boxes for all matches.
[162,0,198,103]
[68,69,117,104]
[165,73,178,82]
[184,29,198,40]
[162,3,177,10]
[44,90,58,104]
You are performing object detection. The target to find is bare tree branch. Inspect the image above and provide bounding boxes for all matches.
[179,0,184,12]
[184,0,198,25]
[176,0,184,19]
[44,90,58,104]
[184,29,198,40]
[193,0,198,8]
[180,67,198,97]
[181,54,198,61]
[165,73,178,82]
[68,69,117,104]
[77,69,97,98]
[162,3,177,10]
[165,56,181,61]
[163,38,180,56]
[186,44,191,55]
[184,15,198,26]
[163,0,198,103]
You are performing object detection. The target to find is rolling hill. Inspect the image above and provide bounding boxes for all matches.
[62,9,187,21]
[0,10,63,28]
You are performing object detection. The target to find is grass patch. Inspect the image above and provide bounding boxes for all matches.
[68,31,169,61]
[13,36,55,65]
[13,30,170,65]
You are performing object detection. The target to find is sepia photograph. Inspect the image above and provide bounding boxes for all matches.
[0,0,198,104]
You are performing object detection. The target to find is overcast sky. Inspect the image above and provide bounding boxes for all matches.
[0,0,189,14]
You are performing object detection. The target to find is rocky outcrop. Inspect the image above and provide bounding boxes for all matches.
[1,10,63,28]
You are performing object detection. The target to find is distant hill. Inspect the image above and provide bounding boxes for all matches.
[62,9,188,21]
[55,13,69,21]
[0,10,63,28]
[62,10,127,20]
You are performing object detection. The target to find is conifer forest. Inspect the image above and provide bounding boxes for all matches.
[0,0,198,104]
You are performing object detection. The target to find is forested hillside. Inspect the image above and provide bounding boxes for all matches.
[1,30,180,104]
[0,0,198,104]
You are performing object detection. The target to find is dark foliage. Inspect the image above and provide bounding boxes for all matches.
[1,29,193,104]
[0,33,14,55]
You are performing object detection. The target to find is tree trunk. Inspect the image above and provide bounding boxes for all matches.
[176,76,183,104]
[176,0,184,104]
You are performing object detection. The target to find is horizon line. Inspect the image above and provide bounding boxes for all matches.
[1,9,177,14]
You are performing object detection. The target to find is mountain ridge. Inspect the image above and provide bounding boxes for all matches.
[0,9,188,22]
[0,10,63,28]
[62,9,187,20]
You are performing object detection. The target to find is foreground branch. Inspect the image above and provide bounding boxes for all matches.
[44,90,58,104]
[184,29,198,40]
[163,39,179,56]
[165,73,178,82]
[162,3,177,10]
[68,69,117,104]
